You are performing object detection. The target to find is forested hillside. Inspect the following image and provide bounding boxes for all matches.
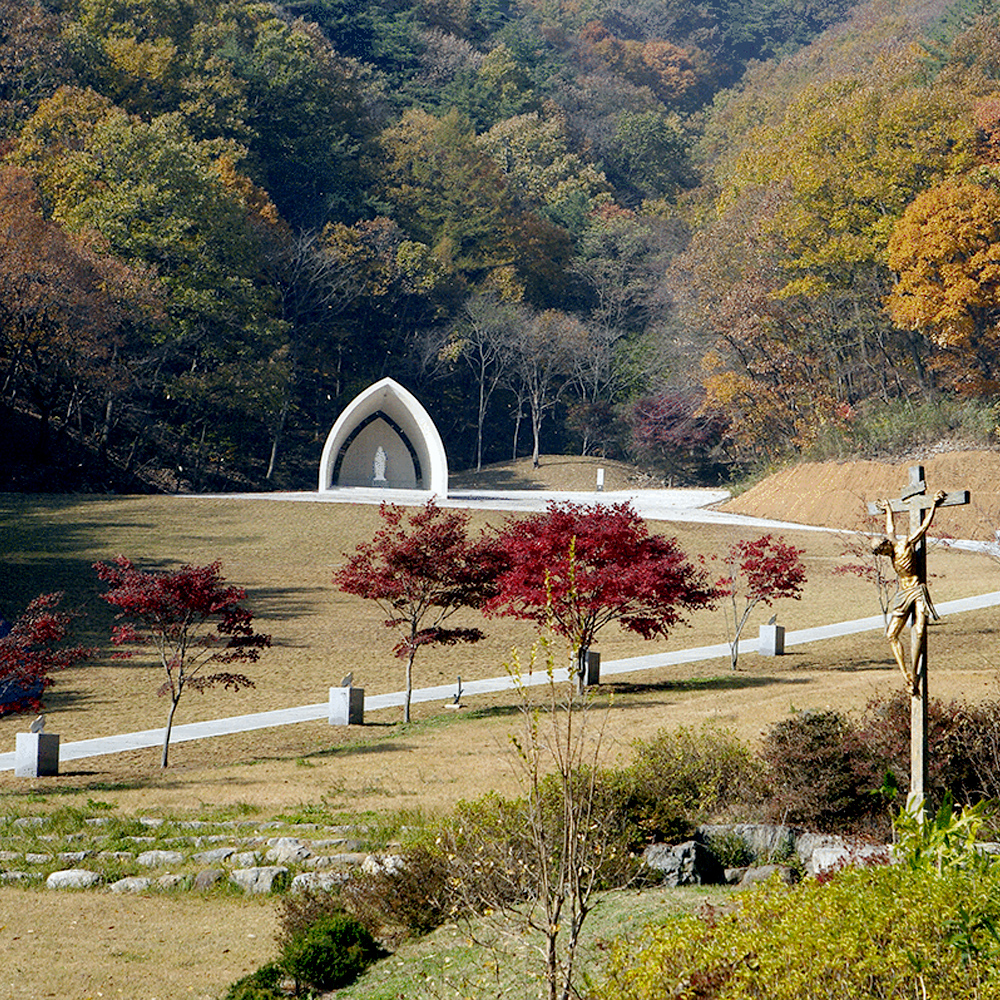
[1,0,998,491]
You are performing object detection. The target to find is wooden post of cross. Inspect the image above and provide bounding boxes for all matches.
[868,466,970,813]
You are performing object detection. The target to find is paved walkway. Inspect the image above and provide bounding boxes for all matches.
[3,589,999,772]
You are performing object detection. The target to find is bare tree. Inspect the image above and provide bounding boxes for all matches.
[441,629,628,1000]
[452,293,527,472]
[504,308,583,467]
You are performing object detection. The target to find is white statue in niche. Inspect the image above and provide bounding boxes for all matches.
[373,445,387,485]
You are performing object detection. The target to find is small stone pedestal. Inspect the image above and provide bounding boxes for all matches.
[329,686,365,725]
[576,650,601,692]
[758,624,785,656]
[15,732,59,777]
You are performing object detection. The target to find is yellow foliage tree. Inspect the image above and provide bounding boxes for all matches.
[886,181,1000,392]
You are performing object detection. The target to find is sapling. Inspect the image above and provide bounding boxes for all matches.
[717,534,806,670]
[333,500,501,722]
[94,557,270,767]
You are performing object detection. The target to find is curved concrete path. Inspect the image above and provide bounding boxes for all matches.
[183,485,841,534]
[3,589,999,772]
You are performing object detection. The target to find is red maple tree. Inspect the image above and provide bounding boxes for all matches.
[717,534,806,670]
[486,502,717,683]
[333,501,501,722]
[94,556,270,767]
[0,592,91,717]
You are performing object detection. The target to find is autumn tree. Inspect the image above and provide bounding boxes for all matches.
[487,502,717,685]
[0,592,90,717]
[11,86,292,479]
[333,501,501,722]
[0,166,157,462]
[476,111,612,227]
[374,107,514,279]
[630,390,727,483]
[885,181,1000,393]
[717,534,806,670]
[0,0,72,134]
[94,557,270,768]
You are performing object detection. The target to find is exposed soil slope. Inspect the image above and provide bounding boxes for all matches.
[719,451,1000,536]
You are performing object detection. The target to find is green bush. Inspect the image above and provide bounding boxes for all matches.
[221,962,285,1000]
[596,857,1000,999]
[279,911,379,992]
[806,394,1000,461]
[609,724,763,845]
[277,886,348,949]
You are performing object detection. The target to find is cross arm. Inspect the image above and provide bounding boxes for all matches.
[867,490,970,517]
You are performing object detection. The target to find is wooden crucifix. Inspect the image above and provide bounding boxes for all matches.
[867,465,970,810]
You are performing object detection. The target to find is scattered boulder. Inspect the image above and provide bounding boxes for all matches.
[304,853,366,869]
[291,871,350,893]
[157,873,190,890]
[193,869,225,891]
[192,847,236,865]
[47,869,101,889]
[361,854,406,876]
[736,865,799,889]
[265,838,313,864]
[794,832,845,870]
[137,850,185,867]
[697,824,798,864]
[233,851,261,868]
[0,871,37,883]
[108,876,153,894]
[230,866,290,894]
[643,841,726,887]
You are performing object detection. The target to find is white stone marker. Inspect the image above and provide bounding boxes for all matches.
[596,467,605,492]
[15,732,60,777]
[758,624,785,656]
[329,686,365,725]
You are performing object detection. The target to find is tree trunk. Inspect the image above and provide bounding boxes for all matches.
[404,648,415,723]
[161,695,181,768]
[531,402,542,468]
[266,396,290,481]
[98,394,113,461]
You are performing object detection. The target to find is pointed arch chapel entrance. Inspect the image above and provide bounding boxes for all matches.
[318,377,449,494]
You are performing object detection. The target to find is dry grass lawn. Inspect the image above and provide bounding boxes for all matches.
[0,453,998,999]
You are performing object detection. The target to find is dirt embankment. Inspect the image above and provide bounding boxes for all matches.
[720,451,1000,537]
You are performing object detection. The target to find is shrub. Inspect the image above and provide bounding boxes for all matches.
[761,694,1000,837]
[760,709,877,833]
[596,856,1000,999]
[340,842,452,943]
[221,962,285,1000]
[702,830,754,869]
[857,692,1000,822]
[279,910,379,992]
[277,887,347,949]
[609,724,764,845]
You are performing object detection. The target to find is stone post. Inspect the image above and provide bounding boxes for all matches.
[15,732,60,777]
[328,686,365,725]
[758,624,785,656]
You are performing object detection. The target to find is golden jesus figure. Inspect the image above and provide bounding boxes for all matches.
[871,489,947,693]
